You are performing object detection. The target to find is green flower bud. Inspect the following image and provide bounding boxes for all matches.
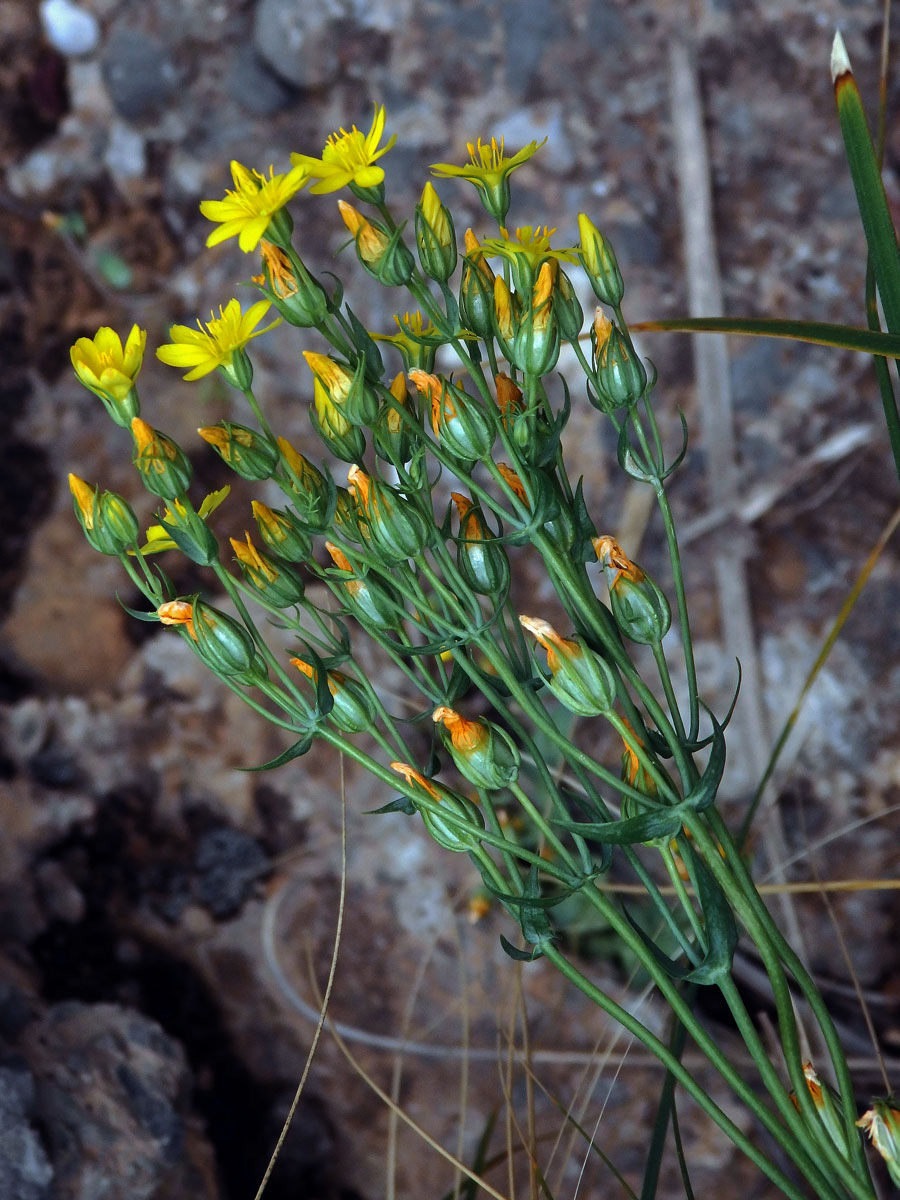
[339,201,415,286]
[230,532,305,607]
[256,241,329,328]
[858,1100,900,1188]
[325,542,403,627]
[391,762,486,853]
[130,418,193,500]
[609,568,671,645]
[410,371,495,462]
[433,706,520,791]
[276,438,330,530]
[190,596,256,677]
[459,230,496,341]
[347,464,431,563]
[520,616,618,717]
[374,373,419,465]
[304,351,378,427]
[221,346,254,391]
[310,379,367,463]
[415,181,458,283]
[591,314,647,410]
[290,657,373,734]
[68,475,140,556]
[510,262,560,376]
[554,268,584,342]
[451,492,510,596]
[577,214,624,307]
[251,500,312,562]
[198,422,278,481]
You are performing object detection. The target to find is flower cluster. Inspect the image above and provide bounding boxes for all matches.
[64,104,879,1200]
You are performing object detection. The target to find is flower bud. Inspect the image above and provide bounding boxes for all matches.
[230,532,305,606]
[492,275,517,357]
[338,200,415,286]
[130,418,193,499]
[495,462,557,530]
[415,181,458,283]
[374,373,418,464]
[788,1064,854,1162]
[459,230,496,341]
[276,438,330,530]
[595,536,671,645]
[390,762,485,853]
[577,214,624,307]
[347,464,431,563]
[325,542,402,626]
[311,378,367,462]
[511,261,560,376]
[254,240,329,328]
[410,370,495,462]
[70,324,145,426]
[554,267,584,342]
[592,317,647,410]
[519,615,618,716]
[198,422,278,481]
[290,657,372,734]
[858,1100,900,1187]
[303,351,378,426]
[148,495,220,566]
[252,500,312,562]
[178,596,257,678]
[68,474,140,556]
[433,706,519,790]
[451,492,510,596]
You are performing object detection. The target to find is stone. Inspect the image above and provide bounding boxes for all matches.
[39,0,100,58]
[193,826,268,919]
[252,0,345,88]
[226,44,298,117]
[102,29,178,121]
[0,1063,54,1199]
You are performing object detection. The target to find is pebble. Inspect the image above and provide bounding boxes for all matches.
[227,44,298,117]
[102,29,178,120]
[252,0,344,88]
[39,0,101,58]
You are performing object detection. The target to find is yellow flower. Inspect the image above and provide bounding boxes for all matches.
[431,137,546,222]
[291,105,396,194]
[480,225,578,289]
[155,299,278,381]
[199,160,308,253]
[137,488,230,556]
[157,599,197,639]
[70,325,146,425]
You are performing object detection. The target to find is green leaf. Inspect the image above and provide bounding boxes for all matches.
[681,717,726,813]
[364,795,416,815]
[239,731,316,771]
[499,934,544,961]
[630,316,900,357]
[555,808,684,845]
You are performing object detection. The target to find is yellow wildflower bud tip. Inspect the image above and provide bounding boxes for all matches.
[416,180,456,282]
[230,532,277,581]
[303,351,352,403]
[387,372,408,433]
[338,199,388,264]
[593,309,613,351]
[68,474,97,528]
[70,324,145,426]
[858,1101,900,1185]
[291,105,395,196]
[433,706,490,753]
[493,276,516,343]
[496,462,529,506]
[463,229,494,281]
[259,240,298,298]
[433,705,519,790]
[200,160,307,253]
[230,531,304,607]
[390,761,442,800]
[325,541,353,573]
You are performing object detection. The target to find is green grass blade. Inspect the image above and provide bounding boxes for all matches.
[832,31,900,333]
[630,316,900,357]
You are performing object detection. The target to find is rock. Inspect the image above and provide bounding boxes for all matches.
[227,44,298,117]
[193,826,268,920]
[23,1002,192,1200]
[252,0,345,88]
[39,0,100,58]
[102,29,178,121]
[0,1062,54,1199]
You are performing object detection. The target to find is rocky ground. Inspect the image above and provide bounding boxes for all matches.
[1,0,900,1197]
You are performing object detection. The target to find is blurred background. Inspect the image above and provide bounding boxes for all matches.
[1,0,899,1197]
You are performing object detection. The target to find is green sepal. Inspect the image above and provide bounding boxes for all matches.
[117,598,165,622]
[682,717,726,812]
[294,642,335,719]
[499,935,544,961]
[159,515,218,566]
[554,808,684,845]
[364,795,417,816]
[570,477,599,562]
[344,306,384,380]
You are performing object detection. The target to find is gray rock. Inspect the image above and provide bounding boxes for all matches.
[0,1063,54,1199]
[102,29,178,121]
[193,826,268,919]
[252,0,345,88]
[39,0,101,57]
[227,44,298,117]
[24,1002,190,1200]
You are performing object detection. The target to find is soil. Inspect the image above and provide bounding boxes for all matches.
[1,1,899,1198]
